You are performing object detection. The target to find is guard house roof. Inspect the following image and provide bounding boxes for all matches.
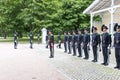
[83,0,120,14]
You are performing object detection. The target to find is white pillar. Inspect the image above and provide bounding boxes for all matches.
[110,0,114,34]
[90,13,94,34]
[41,28,47,44]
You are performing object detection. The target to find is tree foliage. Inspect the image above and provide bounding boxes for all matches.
[0,0,93,37]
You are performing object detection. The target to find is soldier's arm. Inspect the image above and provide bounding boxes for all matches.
[108,34,112,47]
[98,34,101,46]
[113,33,116,46]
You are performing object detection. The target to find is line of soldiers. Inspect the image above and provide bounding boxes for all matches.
[63,25,120,70]
[14,31,38,49]
[64,29,91,60]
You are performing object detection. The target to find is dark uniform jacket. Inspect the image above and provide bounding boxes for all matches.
[77,34,83,44]
[14,33,17,42]
[49,34,54,48]
[83,33,90,45]
[102,32,112,47]
[57,35,61,42]
[46,35,48,41]
[64,35,68,42]
[30,33,33,43]
[92,33,101,46]
[114,32,120,48]
[72,35,77,43]
[68,35,72,43]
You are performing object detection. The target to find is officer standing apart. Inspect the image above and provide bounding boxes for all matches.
[37,33,40,44]
[57,33,61,48]
[48,30,54,58]
[83,28,90,59]
[101,25,112,66]
[72,31,77,56]
[30,32,33,49]
[114,25,120,69]
[14,31,18,49]
[91,27,101,62]
[64,32,68,53]
[68,31,72,54]
[77,30,83,57]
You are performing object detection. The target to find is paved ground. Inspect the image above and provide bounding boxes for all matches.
[0,43,120,80]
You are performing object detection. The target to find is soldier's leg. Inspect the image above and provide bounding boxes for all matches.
[30,42,33,48]
[68,43,71,54]
[86,46,89,59]
[94,46,98,61]
[80,45,82,57]
[50,48,53,57]
[104,47,108,65]
[14,42,16,49]
[68,42,69,53]
[59,42,61,48]
[70,43,72,54]
[46,41,48,48]
[78,44,80,56]
[84,45,88,59]
[64,42,67,52]
[92,46,95,60]
[118,49,120,68]
[78,44,82,57]
[102,47,106,64]
[106,47,109,64]
[115,48,119,67]
[52,47,54,57]
[73,44,76,56]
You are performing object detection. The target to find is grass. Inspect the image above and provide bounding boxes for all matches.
[0,37,40,44]
[0,35,64,44]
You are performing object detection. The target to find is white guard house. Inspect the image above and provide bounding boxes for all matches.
[41,28,47,44]
[83,0,120,35]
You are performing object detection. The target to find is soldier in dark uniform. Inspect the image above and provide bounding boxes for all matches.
[91,27,101,62]
[14,31,18,49]
[46,34,49,48]
[114,25,120,69]
[37,33,40,44]
[30,32,33,49]
[68,31,72,54]
[101,25,112,66]
[77,30,83,57]
[72,31,78,56]
[57,33,61,48]
[83,28,90,59]
[48,30,54,58]
[64,32,68,53]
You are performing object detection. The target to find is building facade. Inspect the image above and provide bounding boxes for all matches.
[83,0,120,34]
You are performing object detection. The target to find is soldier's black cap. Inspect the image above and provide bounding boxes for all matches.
[72,30,77,33]
[92,26,97,32]
[77,29,82,32]
[101,24,105,31]
[117,25,120,29]
[84,28,88,31]
[68,31,71,34]
[114,23,118,31]
[48,30,52,32]
[101,24,108,31]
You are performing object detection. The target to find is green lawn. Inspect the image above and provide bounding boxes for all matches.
[0,37,40,44]
[0,35,64,43]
